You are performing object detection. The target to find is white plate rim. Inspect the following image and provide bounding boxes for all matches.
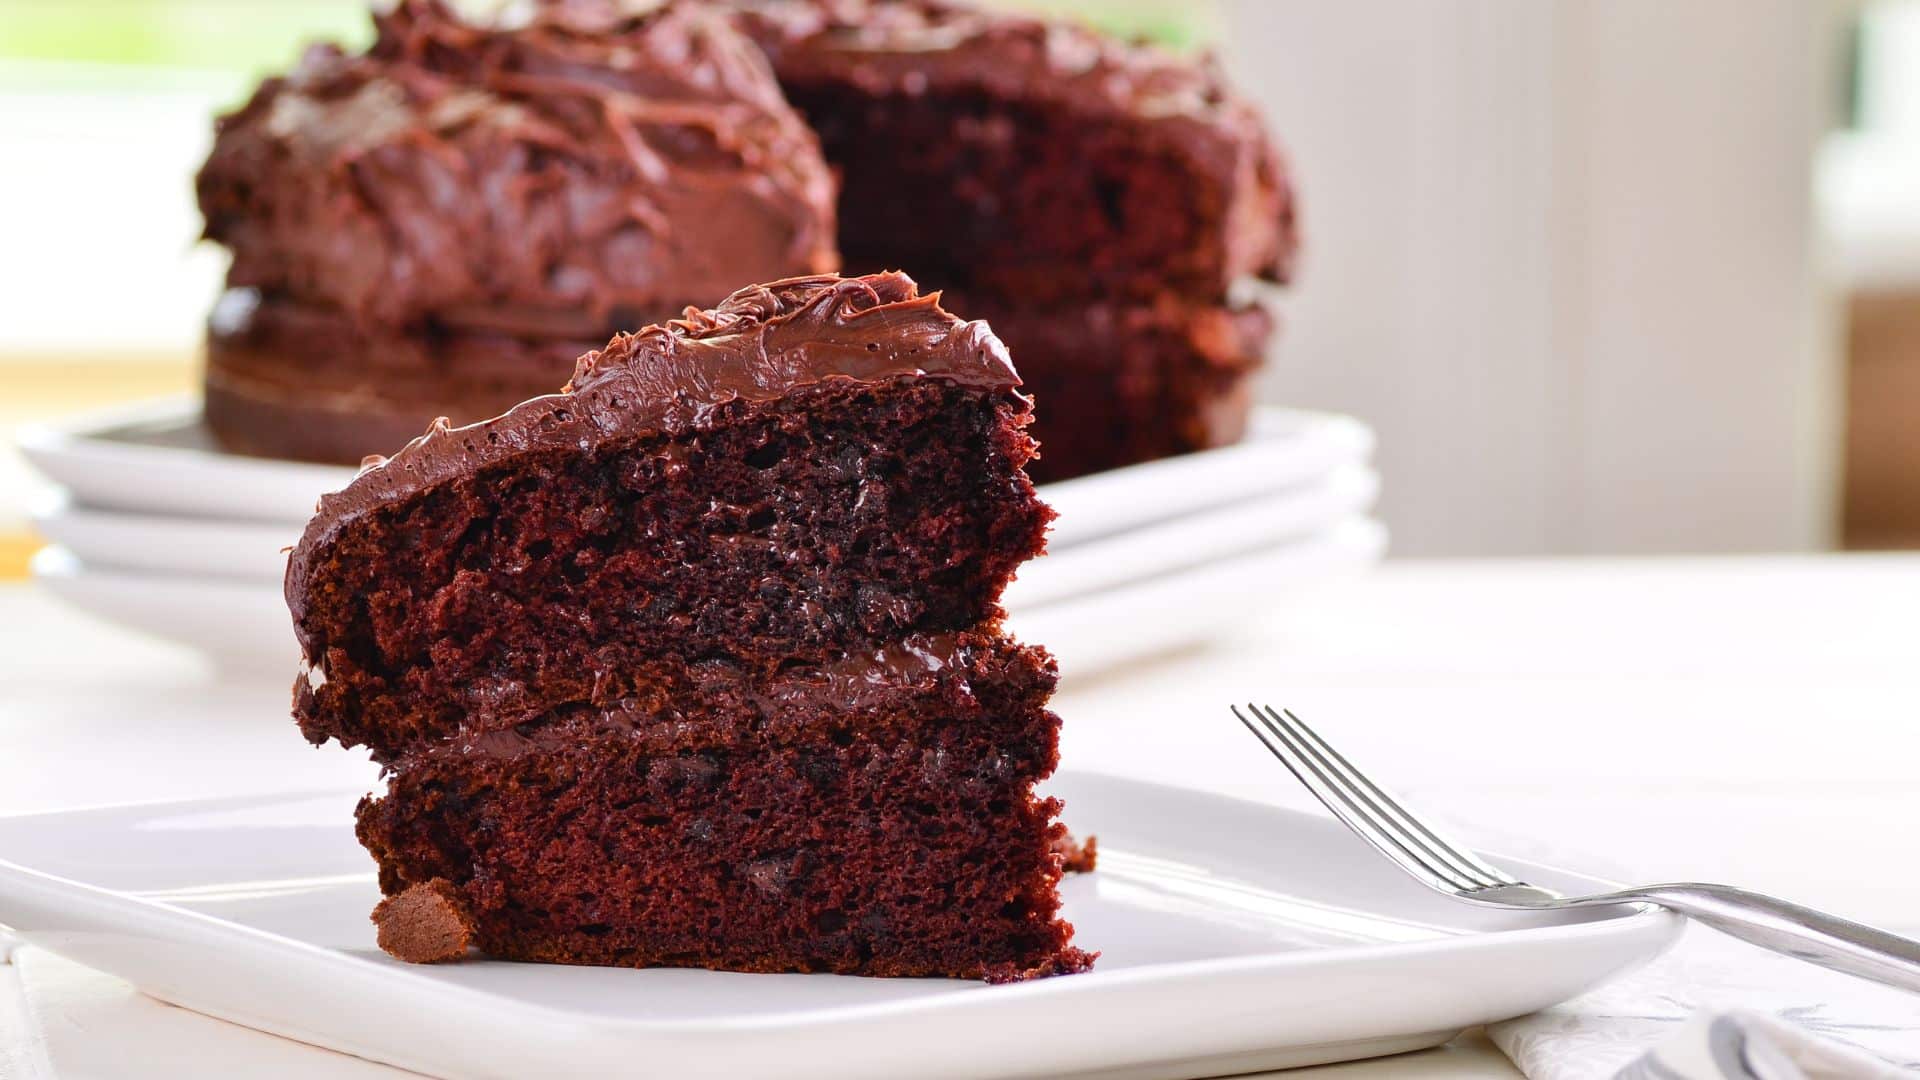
[1006,465,1380,609]
[28,489,297,582]
[16,394,355,523]
[1042,409,1376,547]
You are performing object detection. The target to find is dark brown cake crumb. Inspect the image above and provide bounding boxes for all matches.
[983,945,1099,985]
[372,878,475,964]
[1054,832,1099,874]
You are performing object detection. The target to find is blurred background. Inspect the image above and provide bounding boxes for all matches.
[1,0,1915,566]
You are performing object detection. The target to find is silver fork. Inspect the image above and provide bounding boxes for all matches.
[1233,703,1920,994]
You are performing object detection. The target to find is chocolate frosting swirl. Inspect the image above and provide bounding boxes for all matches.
[286,271,1019,626]
[197,0,838,335]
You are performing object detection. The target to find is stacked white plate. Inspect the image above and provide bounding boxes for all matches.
[21,395,1385,674]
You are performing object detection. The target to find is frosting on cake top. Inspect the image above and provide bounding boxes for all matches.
[198,0,838,335]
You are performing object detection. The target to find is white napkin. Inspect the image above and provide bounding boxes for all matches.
[1489,926,1920,1079]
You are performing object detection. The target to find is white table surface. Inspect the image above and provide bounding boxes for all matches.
[3,553,1918,1078]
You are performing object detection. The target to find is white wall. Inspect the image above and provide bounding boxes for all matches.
[1222,0,1838,555]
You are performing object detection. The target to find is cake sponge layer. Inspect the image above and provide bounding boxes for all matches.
[359,703,1091,981]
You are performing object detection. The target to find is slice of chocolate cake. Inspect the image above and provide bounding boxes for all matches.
[287,272,1093,981]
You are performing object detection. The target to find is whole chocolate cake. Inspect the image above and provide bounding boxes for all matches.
[288,272,1094,980]
[199,0,1297,480]
[197,0,837,461]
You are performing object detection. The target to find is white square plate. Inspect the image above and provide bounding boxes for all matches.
[0,772,1679,1079]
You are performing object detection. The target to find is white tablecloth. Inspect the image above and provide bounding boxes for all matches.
[3,554,1918,1078]
[1490,927,1920,1078]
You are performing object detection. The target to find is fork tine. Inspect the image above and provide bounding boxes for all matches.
[1247,705,1493,892]
[1260,705,1516,889]
[1232,705,1481,895]
[1267,705,1514,887]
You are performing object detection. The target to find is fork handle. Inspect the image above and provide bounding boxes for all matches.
[1610,884,1920,994]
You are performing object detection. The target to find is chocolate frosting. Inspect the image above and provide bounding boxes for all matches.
[207,287,599,391]
[202,287,605,463]
[197,0,838,335]
[730,0,1297,285]
[286,271,1019,632]
[434,630,978,762]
